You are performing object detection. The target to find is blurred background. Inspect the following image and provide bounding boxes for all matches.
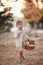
[0,0,43,33]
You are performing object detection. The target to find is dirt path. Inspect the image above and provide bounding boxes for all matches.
[0,33,43,65]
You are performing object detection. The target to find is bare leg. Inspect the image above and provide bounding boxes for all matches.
[20,50,23,58]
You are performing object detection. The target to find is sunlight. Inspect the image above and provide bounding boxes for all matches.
[38,0,43,9]
[1,0,26,32]
[10,0,25,18]
[1,0,25,18]
[32,0,43,9]
[32,0,38,7]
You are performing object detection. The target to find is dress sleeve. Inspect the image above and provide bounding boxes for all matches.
[13,28,18,38]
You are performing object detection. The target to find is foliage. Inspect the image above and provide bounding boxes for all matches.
[21,1,43,23]
[0,11,13,32]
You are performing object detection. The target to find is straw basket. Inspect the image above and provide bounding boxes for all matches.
[22,40,35,50]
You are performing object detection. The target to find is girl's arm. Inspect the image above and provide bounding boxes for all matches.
[23,33,29,42]
[23,33,35,44]
[14,31,21,39]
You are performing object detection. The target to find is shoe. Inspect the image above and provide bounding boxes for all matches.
[22,57,26,60]
[17,58,22,63]
[20,57,24,62]
[20,57,26,62]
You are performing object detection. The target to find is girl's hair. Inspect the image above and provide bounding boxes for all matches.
[16,20,23,26]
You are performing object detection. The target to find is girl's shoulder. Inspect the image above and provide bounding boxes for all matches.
[14,27,18,31]
[14,27,20,33]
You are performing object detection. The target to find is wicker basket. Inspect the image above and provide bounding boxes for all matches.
[22,40,35,50]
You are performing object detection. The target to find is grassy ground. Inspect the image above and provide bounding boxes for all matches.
[0,32,43,65]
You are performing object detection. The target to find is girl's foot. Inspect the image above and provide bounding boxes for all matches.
[22,57,26,60]
[17,58,22,63]
[20,57,26,62]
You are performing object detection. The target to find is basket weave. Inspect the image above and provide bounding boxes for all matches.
[23,45,35,50]
[23,40,35,50]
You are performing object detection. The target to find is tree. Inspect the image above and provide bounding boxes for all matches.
[0,10,13,32]
[21,1,43,23]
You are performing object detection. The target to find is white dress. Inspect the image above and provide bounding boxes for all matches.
[14,27,29,50]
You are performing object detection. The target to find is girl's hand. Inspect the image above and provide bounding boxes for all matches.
[16,32,21,39]
[18,32,21,36]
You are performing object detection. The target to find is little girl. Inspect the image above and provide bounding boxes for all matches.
[14,20,35,62]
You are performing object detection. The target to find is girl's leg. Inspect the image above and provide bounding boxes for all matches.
[19,49,25,62]
[20,50,23,58]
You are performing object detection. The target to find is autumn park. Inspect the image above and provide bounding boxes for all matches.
[0,0,43,65]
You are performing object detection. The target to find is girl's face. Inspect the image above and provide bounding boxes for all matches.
[17,23,23,30]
